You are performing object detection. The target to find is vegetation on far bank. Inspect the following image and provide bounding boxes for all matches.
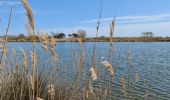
[1,35,170,42]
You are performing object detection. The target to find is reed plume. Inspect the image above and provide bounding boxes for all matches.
[38,32,48,51]
[101,60,115,78]
[90,67,97,81]
[21,0,34,31]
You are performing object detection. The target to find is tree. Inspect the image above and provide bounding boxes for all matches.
[51,32,65,38]
[18,34,25,37]
[142,32,154,37]
[77,29,86,38]
[58,33,65,38]
[68,34,72,38]
[72,33,79,38]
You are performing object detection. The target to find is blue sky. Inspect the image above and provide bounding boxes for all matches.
[1,0,170,37]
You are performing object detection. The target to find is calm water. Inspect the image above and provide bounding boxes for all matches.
[6,42,170,99]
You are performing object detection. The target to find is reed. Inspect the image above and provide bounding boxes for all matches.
[0,0,162,100]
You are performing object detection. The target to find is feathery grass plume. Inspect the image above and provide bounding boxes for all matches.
[21,0,34,31]
[135,73,139,82]
[90,67,97,81]
[20,48,28,72]
[121,76,127,97]
[49,37,57,60]
[38,31,48,51]
[101,60,115,78]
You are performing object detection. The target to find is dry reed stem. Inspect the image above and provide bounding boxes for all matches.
[0,8,12,66]
[109,24,113,49]
[121,76,127,97]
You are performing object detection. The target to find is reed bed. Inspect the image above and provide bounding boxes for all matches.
[0,0,169,100]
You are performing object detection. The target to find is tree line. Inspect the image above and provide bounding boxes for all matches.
[16,29,87,39]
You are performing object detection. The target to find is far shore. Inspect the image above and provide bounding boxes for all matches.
[1,37,170,42]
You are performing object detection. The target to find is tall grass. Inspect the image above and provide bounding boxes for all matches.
[0,0,168,100]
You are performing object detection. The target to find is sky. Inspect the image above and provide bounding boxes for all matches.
[1,0,170,37]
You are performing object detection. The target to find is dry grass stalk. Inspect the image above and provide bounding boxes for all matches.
[121,76,127,97]
[90,67,97,81]
[0,8,12,66]
[21,1,36,98]
[109,18,115,49]
[109,24,113,49]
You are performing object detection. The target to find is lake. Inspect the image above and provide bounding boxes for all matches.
[5,42,170,99]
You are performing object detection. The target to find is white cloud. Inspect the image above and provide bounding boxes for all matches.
[81,13,170,25]
[8,1,21,6]
[0,1,21,6]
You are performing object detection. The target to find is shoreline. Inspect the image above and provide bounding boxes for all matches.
[1,37,170,42]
